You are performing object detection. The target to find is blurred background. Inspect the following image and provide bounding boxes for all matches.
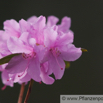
[0,0,103,103]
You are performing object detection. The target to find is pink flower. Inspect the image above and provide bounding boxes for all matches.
[6,36,44,82]
[0,15,82,86]
[43,27,82,80]
[0,20,31,87]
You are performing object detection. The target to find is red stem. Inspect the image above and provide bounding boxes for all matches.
[18,83,25,103]
[24,79,34,103]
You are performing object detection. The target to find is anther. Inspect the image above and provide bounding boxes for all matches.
[39,82,42,84]
[7,78,12,81]
[36,43,40,46]
[61,68,63,70]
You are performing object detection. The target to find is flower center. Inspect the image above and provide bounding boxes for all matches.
[50,48,61,56]
[18,52,36,77]
[22,52,36,60]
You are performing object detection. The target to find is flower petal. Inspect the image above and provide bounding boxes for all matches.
[60,44,82,61]
[47,16,59,27]
[14,70,31,83]
[40,66,54,85]
[48,53,65,79]
[19,19,30,32]
[40,62,54,84]
[44,28,57,48]
[19,32,29,45]
[28,38,36,47]
[3,19,20,37]
[5,54,28,74]
[33,15,46,30]
[19,73,31,83]
[1,70,13,87]
[41,50,50,63]
[58,16,71,33]
[0,66,3,71]
[27,57,41,82]
[56,30,74,47]
[7,37,33,53]
[34,45,46,62]
[27,16,37,24]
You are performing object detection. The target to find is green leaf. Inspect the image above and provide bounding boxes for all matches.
[0,53,21,65]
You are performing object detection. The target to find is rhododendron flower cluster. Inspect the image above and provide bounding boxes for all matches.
[0,15,82,87]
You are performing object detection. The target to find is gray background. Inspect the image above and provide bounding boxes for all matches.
[0,0,103,103]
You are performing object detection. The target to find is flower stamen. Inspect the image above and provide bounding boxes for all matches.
[1,85,7,90]
[7,78,12,81]
[22,52,36,60]
[51,48,63,70]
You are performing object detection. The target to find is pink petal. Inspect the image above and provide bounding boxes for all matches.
[7,37,33,53]
[27,57,41,82]
[19,32,29,45]
[41,50,50,63]
[41,62,52,75]
[30,16,46,44]
[0,64,8,71]
[0,66,3,71]
[19,19,30,32]
[28,38,36,47]
[33,16,46,30]
[58,16,71,33]
[27,16,37,24]
[34,45,46,62]
[14,70,31,83]
[3,19,20,37]
[60,44,82,61]
[56,30,74,47]
[40,69,54,85]
[0,30,4,35]
[1,70,13,87]
[0,30,6,41]
[47,16,59,27]
[0,32,11,41]
[0,30,5,41]
[5,54,28,74]
[19,73,31,83]
[0,41,11,55]
[40,62,54,84]
[48,53,65,79]
[44,28,57,48]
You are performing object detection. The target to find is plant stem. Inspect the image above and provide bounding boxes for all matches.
[18,83,25,103]
[24,79,34,103]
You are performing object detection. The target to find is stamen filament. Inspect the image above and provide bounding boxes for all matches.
[1,85,7,90]
[53,51,63,70]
